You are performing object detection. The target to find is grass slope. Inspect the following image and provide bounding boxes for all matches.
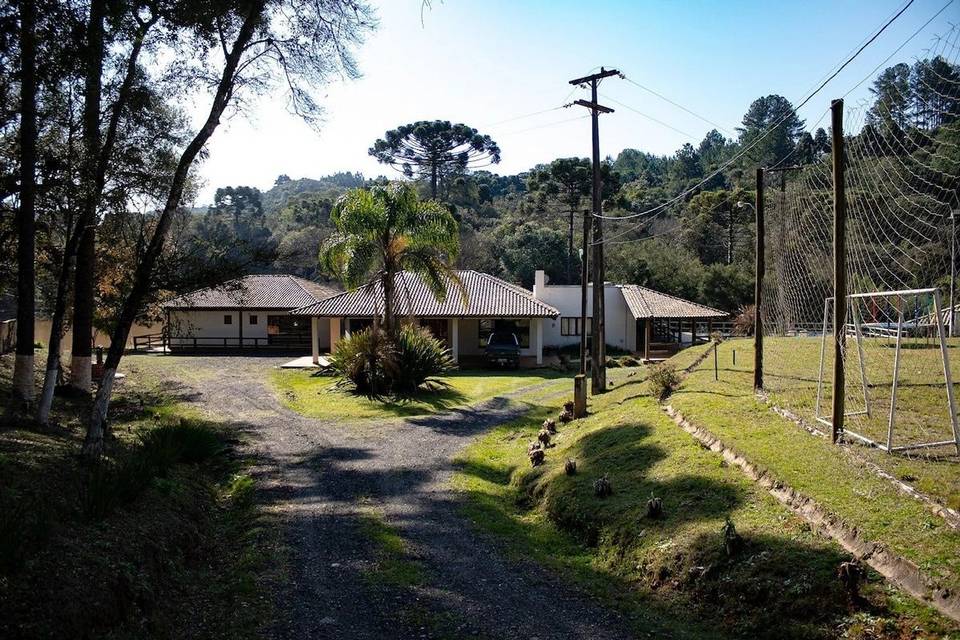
[0,352,279,639]
[671,339,960,593]
[453,364,958,638]
[271,368,563,420]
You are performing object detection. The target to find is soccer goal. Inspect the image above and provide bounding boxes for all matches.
[815,288,960,455]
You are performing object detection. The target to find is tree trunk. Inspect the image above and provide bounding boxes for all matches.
[68,0,107,394]
[430,164,438,200]
[381,269,396,337]
[12,0,37,406]
[83,1,267,458]
[38,9,153,425]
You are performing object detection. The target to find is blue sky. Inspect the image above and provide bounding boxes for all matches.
[194,0,959,203]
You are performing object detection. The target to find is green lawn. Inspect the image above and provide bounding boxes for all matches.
[271,367,566,421]
[670,339,960,596]
[452,365,956,639]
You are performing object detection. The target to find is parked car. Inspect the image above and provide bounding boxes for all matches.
[485,332,521,368]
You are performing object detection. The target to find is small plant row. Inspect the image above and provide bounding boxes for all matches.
[527,400,577,469]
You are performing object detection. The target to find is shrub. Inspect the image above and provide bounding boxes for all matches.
[593,475,612,498]
[722,517,743,557]
[329,328,396,395]
[528,442,545,467]
[390,325,456,393]
[330,325,454,396]
[564,458,577,475]
[558,408,574,423]
[645,495,664,519]
[542,418,557,433]
[537,428,551,447]
[82,421,223,519]
[732,305,755,336]
[647,363,681,401]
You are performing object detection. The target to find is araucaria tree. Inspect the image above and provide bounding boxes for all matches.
[368,121,501,199]
[320,182,463,336]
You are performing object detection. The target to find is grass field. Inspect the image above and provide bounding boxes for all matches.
[452,365,957,638]
[271,368,564,421]
[716,337,960,510]
[759,335,960,454]
[670,340,960,594]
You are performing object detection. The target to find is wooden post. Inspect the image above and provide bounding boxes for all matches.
[754,167,764,390]
[580,210,589,375]
[830,98,846,444]
[238,308,243,349]
[574,373,587,418]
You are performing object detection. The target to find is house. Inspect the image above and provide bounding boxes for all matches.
[531,270,728,361]
[289,270,560,365]
[159,274,341,351]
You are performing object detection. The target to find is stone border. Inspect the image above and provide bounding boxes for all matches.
[662,404,960,623]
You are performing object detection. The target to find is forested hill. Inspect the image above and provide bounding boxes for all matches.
[18,54,949,322]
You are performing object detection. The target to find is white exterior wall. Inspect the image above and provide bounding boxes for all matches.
[168,309,330,349]
[533,271,635,352]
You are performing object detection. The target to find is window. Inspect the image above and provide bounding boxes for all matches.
[224,314,233,325]
[479,319,530,348]
[249,314,258,325]
[560,317,591,336]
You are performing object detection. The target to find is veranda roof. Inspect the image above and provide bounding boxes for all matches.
[163,274,341,310]
[620,284,728,320]
[291,270,559,319]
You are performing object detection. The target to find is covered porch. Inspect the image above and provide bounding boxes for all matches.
[308,315,547,366]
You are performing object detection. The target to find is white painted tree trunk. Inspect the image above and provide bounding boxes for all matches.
[12,354,35,403]
[36,364,57,425]
[70,355,92,392]
[83,369,115,457]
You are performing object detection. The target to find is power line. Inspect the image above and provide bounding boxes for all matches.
[498,114,589,136]
[593,0,920,227]
[618,76,734,136]
[484,105,568,128]
[600,93,698,139]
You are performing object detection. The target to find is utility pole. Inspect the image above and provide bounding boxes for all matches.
[830,98,846,445]
[753,168,764,391]
[570,67,618,396]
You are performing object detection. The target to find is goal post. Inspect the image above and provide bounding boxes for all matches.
[815,287,960,455]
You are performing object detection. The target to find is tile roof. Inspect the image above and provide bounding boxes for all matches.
[619,284,728,319]
[163,275,341,310]
[291,271,559,319]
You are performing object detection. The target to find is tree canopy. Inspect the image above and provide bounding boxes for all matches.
[368,120,501,199]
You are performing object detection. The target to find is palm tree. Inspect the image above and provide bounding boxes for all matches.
[320,183,464,336]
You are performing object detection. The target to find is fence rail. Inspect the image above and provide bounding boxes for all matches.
[132,333,310,351]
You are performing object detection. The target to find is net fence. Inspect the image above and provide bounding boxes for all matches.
[761,27,960,457]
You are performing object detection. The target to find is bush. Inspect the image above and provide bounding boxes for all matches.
[647,363,681,401]
[82,421,223,519]
[330,325,455,396]
[732,305,755,337]
[390,325,456,393]
[329,328,396,395]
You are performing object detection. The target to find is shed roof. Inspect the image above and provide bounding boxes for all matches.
[620,285,728,319]
[163,275,340,310]
[291,270,559,319]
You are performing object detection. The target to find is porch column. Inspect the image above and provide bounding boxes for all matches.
[690,319,696,345]
[450,318,459,363]
[644,319,652,361]
[330,317,341,353]
[311,317,320,364]
[534,317,543,365]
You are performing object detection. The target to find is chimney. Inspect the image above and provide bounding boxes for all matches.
[533,270,546,297]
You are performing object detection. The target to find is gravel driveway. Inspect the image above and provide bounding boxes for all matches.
[173,356,638,639]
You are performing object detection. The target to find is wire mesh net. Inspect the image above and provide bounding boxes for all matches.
[760,27,960,458]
